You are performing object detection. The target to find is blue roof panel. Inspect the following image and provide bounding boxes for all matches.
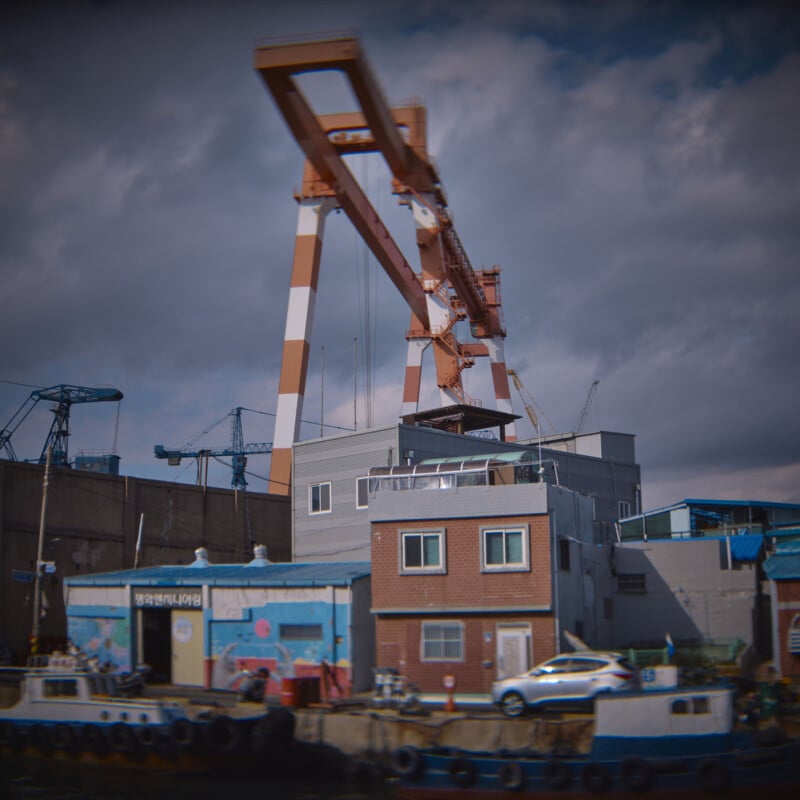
[764,552,800,580]
[65,561,371,588]
[726,534,764,562]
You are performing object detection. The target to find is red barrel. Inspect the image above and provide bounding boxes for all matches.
[280,677,299,707]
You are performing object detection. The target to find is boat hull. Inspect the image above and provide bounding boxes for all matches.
[0,710,293,774]
[394,744,800,798]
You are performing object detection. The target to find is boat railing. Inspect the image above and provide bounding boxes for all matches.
[25,653,89,672]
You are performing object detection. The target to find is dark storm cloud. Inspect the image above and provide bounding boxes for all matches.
[1,0,798,507]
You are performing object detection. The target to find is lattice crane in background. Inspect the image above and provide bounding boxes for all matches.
[255,36,516,495]
[507,369,540,435]
[575,379,600,433]
[154,407,272,489]
[0,384,124,467]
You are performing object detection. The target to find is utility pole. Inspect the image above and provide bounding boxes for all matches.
[31,446,52,656]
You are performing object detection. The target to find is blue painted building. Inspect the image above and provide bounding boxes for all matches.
[63,546,373,694]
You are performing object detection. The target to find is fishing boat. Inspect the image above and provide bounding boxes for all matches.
[392,683,800,797]
[0,653,291,771]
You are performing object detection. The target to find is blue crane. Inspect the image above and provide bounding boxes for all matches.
[0,384,124,467]
[154,407,272,489]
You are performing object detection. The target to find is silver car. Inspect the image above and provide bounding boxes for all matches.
[491,652,639,717]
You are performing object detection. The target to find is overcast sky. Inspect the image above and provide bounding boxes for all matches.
[2,0,798,511]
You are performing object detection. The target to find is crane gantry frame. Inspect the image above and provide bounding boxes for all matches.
[254,37,515,495]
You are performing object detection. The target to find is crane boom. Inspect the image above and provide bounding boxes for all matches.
[0,384,124,467]
[507,369,540,433]
[154,407,272,489]
[575,379,600,433]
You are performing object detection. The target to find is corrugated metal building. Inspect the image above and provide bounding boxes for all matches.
[63,546,372,694]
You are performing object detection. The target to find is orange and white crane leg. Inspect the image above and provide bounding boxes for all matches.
[486,337,517,441]
[268,196,337,495]
[409,195,462,406]
[402,338,430,417]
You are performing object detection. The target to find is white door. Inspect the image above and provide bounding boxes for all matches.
[496,624,532,680]
[171,610,204,686]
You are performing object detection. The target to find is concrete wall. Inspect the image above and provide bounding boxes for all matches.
[607,539,759,649]
[0,460,290,663]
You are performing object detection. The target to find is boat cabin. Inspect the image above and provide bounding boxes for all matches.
[3,654,185,726]
[592,685,734,759]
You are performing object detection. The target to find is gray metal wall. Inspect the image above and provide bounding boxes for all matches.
[293,424,641,561]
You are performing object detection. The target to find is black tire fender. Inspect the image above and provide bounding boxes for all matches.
[581,762,612,794]
[696,757,729,792]
[620,756,655,793]
[134,724,160,749]
[0,720,14,745]
[52,723,76,750]
[449,756,476,788]
[109,722,133,752]
[81,723,108,754]
[391,745,423,779]
[498,760,525,791]
[32,723,53,754]
[168,717,195,747]
[543,758,572,790]
[207,714,241,753]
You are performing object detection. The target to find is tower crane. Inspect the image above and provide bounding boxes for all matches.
[574,379,600,433]
[0,384,124,467]
[154,407,272,489]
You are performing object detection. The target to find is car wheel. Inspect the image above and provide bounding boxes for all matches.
[501,691,526,717]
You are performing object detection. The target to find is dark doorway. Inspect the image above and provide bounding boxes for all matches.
[141,609,171,683]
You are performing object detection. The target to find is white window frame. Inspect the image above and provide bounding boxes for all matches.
[400,528,446,574]
[618,500,632,519]
[356,476,369,509]
[308,481,332,515]
[421,620,464,662]
[480,525,529,572]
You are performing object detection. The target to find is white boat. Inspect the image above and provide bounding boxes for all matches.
[0,653,270,768]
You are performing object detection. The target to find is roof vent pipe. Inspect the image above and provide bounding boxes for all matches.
[247,544,269,567]
[189,547,210,568]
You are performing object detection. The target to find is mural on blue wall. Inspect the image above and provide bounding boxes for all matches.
[68,616,131,672]
[209,601,351,689]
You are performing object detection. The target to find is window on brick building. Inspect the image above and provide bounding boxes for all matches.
[308,482,331,514]
[421,621,464,661]
[481,525,529,572]
[401,529,446,574]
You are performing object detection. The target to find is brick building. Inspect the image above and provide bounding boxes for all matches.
[764,531,800,681]
[368,454,602,695]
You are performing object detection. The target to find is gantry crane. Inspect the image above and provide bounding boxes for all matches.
[254,36,515,494]
[154,407,272,489]
[0,384,124,467]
